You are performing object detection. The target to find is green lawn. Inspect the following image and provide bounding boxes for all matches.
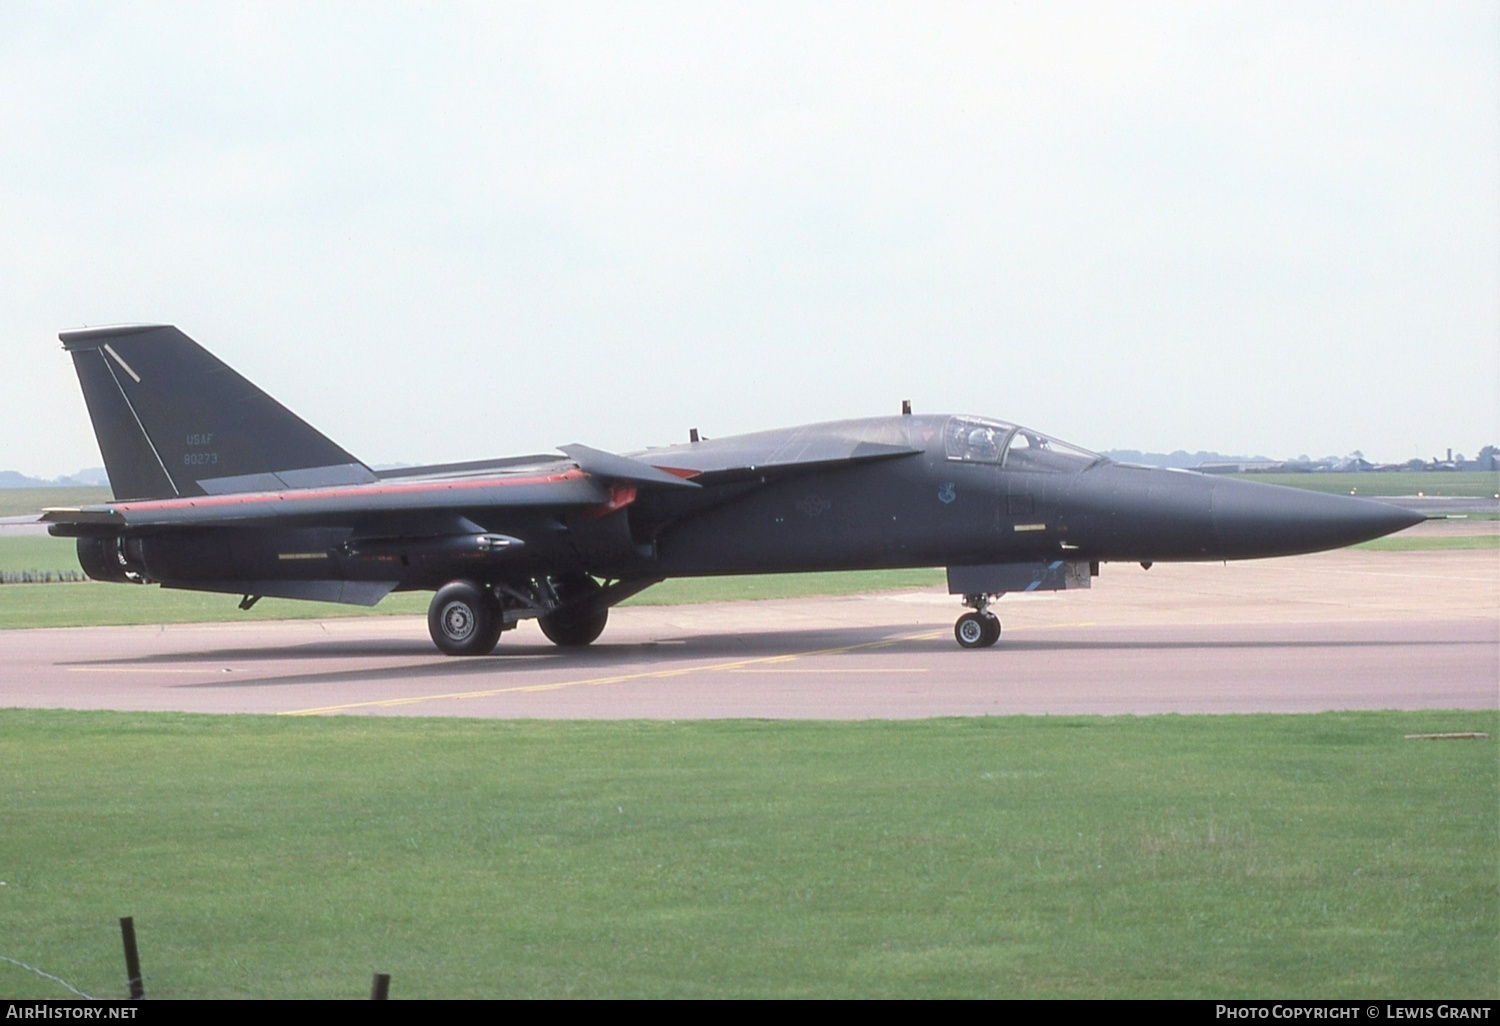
[0,487,111,517]
[0,580,425,628]
[1354,535,1500,551]
[625,568,945,604]
[0,568,951,630]
[1230,470,1499,498]
[0,710,1493,999]
[0,535,85,573]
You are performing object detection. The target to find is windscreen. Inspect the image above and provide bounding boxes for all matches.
[944,417,1101,472]
[1002,429,1101,472]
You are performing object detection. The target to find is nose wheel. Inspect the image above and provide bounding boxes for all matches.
[954,594,1001,649]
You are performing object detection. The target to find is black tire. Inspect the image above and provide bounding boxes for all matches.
[428,581,502,656]
[955,611,999,649]
[980,611,1001,647]
[539,576,608,647]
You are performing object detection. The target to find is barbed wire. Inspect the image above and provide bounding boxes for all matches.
[0,955,98,1000]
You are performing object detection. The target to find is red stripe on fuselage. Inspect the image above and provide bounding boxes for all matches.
[110,468,591,514]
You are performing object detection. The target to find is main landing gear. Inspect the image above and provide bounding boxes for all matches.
[428,580,504,656]
[425,576,617,656]
[954,593,1001,649]
[537,575,608,647]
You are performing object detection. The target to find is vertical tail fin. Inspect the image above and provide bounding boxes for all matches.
[60,324,374,501]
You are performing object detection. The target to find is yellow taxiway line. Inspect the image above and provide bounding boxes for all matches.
[280,628,950,716]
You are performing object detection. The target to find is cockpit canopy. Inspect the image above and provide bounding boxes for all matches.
[943,416,1102,473]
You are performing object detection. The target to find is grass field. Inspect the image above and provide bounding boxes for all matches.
[1354,535,1500,551]
[1229,470,1499,498]
[0,709,1493,999]
[0,487,111,517]
[0,535,86,573]
[0,567,951,630]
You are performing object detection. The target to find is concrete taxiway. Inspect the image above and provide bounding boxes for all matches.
[0,537,1494,719]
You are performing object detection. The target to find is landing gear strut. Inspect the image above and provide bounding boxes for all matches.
[954,593,1001,649]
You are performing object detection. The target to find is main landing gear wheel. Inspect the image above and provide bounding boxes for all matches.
[539,575,609,647]
[428,581,502,656]
[955,611,1001,649]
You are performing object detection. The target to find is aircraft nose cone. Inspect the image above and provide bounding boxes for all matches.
[1209,477,1424,558]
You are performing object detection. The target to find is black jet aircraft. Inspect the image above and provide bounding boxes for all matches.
[43,325,1423,654]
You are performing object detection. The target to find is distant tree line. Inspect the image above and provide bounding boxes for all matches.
[1105,444,1499,474]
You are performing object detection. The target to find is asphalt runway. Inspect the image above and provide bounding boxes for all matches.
[1,537,1494,719]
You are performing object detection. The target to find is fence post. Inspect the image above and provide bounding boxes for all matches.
[119,917,144,999]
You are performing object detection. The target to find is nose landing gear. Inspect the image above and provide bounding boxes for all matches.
[954,593,1001,649]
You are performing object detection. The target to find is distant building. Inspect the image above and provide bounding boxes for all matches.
[1195,460,1286,474]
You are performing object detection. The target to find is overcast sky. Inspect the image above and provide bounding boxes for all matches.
[2,1,1496,477]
